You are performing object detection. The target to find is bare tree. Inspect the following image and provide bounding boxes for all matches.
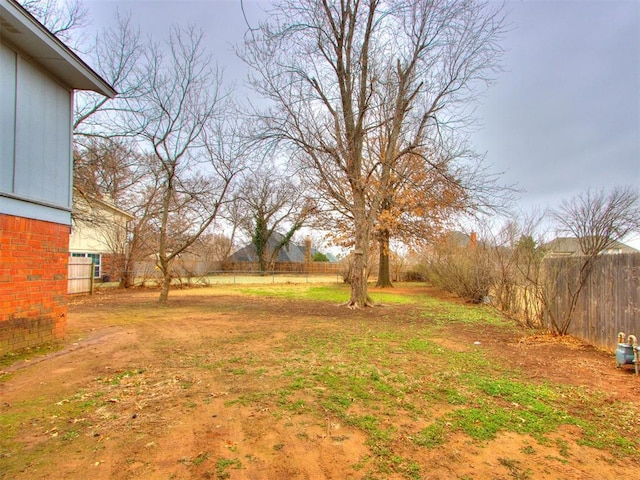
[21,2,149,160]
[235,166,316,272]
[19,0,87,44]
[196,232,236,268]
[243,0,505,307]
[73,137,147,202]
[553,186,640,256]
[73,11,147,137]
[73,139,160,287]
[127,26,243,304]
[546,186,640,334]
[478,211,547,327]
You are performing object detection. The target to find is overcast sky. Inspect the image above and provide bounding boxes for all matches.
[82,0,640,245]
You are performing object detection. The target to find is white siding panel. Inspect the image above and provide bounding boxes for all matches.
[0,44,16,193]
[14,56,72,209]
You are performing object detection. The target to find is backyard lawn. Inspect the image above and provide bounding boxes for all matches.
[1,283,639,479]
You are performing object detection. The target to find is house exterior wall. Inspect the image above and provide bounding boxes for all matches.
[68,207,128,253]
[0,42,73,226]
[69,196,132,280]
[100,253,127,281]
[0,0,115,355]
[0,215,69,355]
[0,38,72,354]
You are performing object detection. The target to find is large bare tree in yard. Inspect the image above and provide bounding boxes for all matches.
[546,186,640,335]
[235,166,315,273]
[243,0,505,307]
[130,27,244,304]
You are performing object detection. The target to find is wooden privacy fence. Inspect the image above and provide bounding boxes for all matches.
[543,253,640,350]
[222,261,340,275]
[68,257,93,294]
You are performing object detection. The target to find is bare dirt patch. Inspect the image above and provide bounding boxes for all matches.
[1,285,638,479]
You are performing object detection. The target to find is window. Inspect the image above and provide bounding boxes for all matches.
[71,252,101,278]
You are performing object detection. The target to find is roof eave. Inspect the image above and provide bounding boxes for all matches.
[0,0,116,97]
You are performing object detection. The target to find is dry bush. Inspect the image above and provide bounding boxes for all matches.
[425,242,495,303]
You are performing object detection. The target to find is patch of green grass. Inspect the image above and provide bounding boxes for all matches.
[237,284,350,302]
[403,337,432,352]
[236,284,419,305]
[214,458,242,479]
[555,439,570,458]
[368,291,420,305]
[98,368,145,386]
[412,423,447,448]
[408,371,640,458]
[224,286,640,474]
[498,457,531,479]
[442,387,468,405]
[279,398,306,412]
[193,452,210,466]
[208,284,640,476]
[61,430,79,441]
[473,377,557,404]
[430,376,577,443]
[573,416,638,455]
[0,389,106,478]
[418,297,509,326]
[521,444,536,455]
[0,342,62,370]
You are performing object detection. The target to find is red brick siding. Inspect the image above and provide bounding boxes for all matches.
[0,214,69,354]
[101,253,126,281]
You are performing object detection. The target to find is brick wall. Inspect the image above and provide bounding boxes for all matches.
[101,252,126,282]
[0,214,70,355]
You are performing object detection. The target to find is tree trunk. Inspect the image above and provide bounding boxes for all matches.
[159,268,171,305]
[121,259,134,288]
[258,255,268,275]
[376,229,393,288]
[120,243,136,288]
[349,250,370,307]
[348,205,374,307]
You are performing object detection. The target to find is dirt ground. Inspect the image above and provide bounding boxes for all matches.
[1,285,639,479]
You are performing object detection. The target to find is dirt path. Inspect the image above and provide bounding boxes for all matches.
[1,287,638,479]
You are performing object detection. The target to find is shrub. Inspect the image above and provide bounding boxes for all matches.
[425,243,495,303]
[313,252,330,262]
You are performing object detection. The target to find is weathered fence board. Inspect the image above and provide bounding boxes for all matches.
[543,253,640,350]
[68,257,93,294]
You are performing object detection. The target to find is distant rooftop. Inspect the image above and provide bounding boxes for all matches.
[543,237,639,257]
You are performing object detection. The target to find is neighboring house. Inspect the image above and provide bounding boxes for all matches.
[543,237,639,257]
[422,230,477,258]
[225,233,336,269]
[0,0,115,354]
[228,233,309,264]
[69,192,134,281]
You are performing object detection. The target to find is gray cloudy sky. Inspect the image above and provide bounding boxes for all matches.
[472,1,640,209]
[83,0,640,244]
